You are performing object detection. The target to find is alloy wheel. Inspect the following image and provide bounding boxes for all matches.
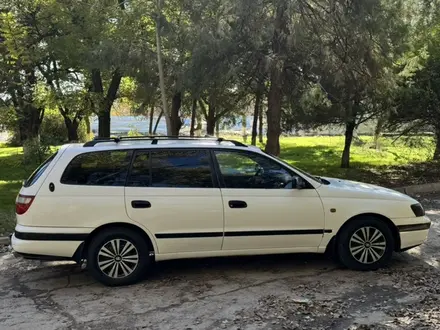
[349,226,386,264]
[97,239,139,278]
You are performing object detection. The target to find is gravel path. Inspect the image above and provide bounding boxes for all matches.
[1,195,440,329]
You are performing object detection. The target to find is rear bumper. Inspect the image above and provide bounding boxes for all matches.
[12,250,73,261]
[11,232,84,259]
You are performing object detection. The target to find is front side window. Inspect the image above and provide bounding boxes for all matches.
[214,151,294,189]
[61,150,133,186]
[147,150,214,188]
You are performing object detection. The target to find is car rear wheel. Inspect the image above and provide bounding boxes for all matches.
[337,217,394,271]
[87,227,151,286]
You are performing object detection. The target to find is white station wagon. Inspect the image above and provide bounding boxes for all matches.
[11,136,431,286]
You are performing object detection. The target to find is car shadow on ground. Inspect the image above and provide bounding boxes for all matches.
[5,249,433,289]
[4,248,440,329]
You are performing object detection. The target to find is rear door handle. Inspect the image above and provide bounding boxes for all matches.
[228,200,247,209]
[131,200,151,209]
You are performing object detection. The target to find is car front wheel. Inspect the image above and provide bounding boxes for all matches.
[337,217,395,271]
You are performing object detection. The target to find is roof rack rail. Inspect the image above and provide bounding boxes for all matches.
[83,135,247,147]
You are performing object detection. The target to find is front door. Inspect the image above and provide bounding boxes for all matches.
[125,149,224,254]
[213,150,325,251]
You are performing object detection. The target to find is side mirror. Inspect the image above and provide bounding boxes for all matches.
[291,176,306,189]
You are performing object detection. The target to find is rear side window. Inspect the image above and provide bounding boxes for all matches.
[24,152,58,187]
[127,149,214,188]
[61,150,133,186]
[126,151,150,187]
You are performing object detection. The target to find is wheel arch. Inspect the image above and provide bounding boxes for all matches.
[333,213,401,252]
[73,222,156,262]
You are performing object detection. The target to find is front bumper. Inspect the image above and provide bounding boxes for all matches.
[395,216,431,251]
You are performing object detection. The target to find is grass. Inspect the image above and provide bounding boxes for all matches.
[275,136,436,184]
[0,135,437,235]
[0,146,35,236]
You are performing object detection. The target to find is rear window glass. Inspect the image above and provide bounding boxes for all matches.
[151,150,213,188]
[24,152,58,187]
[126,149,214,188]
[61,150,133,186]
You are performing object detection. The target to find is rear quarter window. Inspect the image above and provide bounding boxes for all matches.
[24,152,58,187]
[61,150,133,186]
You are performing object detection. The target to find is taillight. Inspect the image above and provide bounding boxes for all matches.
[16,194,35,215]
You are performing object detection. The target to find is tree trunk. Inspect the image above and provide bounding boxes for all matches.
[265,67,283,155]
[206,105,216,136]
[434,127,440,160]
[18,103,44,143]
[374,117,384,150]
[170,92,182,136]
[242,114,248,143]
[264,2,286,156]
[64,117,80,142]
[196,112,202,137]
[91,68,121,138]
[153,110,164,134]
[85,116,91,134]
[251,88,263,145]
[259,104,264,143]
[155,0,172,135]
[216,121,220,137]
[98,111,111,137]
[19,105,44,164]
[341,120,356,168]
[149,104,154,135]
[190,99,197,137]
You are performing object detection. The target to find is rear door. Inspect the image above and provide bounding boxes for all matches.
[125,148,224,254]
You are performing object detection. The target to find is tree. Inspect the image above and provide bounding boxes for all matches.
[155,0,172,135]
[64,0,138,137]
[0,2,48,151]
[283,0,407,167]
[391,33,440,158]
[387,0,440,159]
[183,0,248,136]
[38,59,88,142]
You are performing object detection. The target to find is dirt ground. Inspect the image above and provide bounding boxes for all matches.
[1,195,440,330]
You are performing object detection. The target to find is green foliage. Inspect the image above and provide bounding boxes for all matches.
[22,137,51,166]
[40,110,90,145]
[0,0,438,166]
[40,110,68,146]
[388,4,440,159]
[127,126,143,137]
[77,120,92,143]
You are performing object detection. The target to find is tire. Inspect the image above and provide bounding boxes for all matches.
[337,216,394,271]
[87,227,151,286]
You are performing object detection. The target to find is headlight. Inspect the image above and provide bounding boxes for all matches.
[411,203,425,217]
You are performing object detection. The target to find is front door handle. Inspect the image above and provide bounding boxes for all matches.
[228,200,247,209]
[131,200,151,209]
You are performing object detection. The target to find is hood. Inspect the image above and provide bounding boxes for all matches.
[319,177,416,202]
